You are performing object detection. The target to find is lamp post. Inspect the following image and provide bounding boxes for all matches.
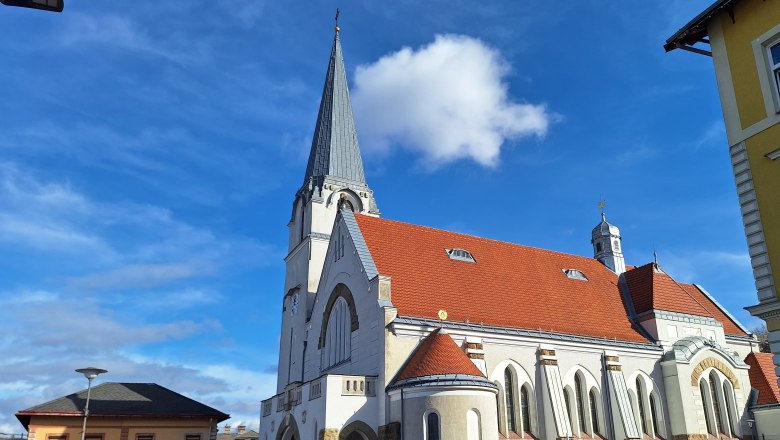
[75,367,107,440]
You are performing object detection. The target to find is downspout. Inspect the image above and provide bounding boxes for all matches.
[602,354,616,440]
[300,340,307,383]
[400,389,405,440]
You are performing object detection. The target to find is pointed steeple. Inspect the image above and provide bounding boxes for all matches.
[303,30,367,189]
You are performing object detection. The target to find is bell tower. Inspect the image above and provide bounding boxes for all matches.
[591,212,626,275]
[276,25,379,391]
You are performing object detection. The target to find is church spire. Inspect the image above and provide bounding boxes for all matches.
[302,27,367,190]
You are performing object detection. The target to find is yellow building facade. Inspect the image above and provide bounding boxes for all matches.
[16,383,228,440]
[20,416,219,440]
[666,0,780,382]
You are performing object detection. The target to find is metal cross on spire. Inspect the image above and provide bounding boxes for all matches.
[334,8,340,34]
[598,198,606,220]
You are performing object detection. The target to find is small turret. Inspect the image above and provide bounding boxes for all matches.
[591,212,626,274]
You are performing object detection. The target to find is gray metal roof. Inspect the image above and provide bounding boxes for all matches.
[387,374,498,392]
[16,383,228,429]
[303,33,366,189]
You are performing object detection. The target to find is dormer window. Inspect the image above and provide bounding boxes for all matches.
[446,248,475,263]
[563,269,588,281]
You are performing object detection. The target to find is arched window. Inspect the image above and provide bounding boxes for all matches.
[520,385,532,434]
[504,368,517,433]
[700,380,715,435]
[636,378,648,435]
[709,372,725,434]
[323,297,350,368]
[575,375,586,433]
[426,412,440,440]
[723,382,736,436]
[649,393,660,437]
[564,390,572,431]
[589,389,600,434]
[466,409,480,440]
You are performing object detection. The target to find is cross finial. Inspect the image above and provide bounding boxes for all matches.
[653,250,658,266]
[334,8,340,34]
[597,199,606,220]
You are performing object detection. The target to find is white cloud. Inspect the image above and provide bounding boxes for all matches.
[0,161,279,273]
[352,34,552,168]
[693,120,726,149]
[660,249,751,283]
[69,262,214,290]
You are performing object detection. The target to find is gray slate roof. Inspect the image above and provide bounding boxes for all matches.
[17,383,228,428]
[303,33,367,189]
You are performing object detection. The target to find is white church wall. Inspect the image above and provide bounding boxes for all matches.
[303,215,385,383]
[641,314,728,350]
[322,374,379,432]
[387,388,498,440]
[661,346,751,438]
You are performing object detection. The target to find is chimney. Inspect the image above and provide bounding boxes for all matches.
[237,426,246,434]
[224,425,231,434]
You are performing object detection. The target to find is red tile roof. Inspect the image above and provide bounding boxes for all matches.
[745,352,780,405]
[624,263,747,336]
[354,214,651,343]
[395,329,485,381]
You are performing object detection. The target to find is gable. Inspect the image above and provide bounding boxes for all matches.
[624,263,748,337]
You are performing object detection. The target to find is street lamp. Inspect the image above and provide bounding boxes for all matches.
[0,0,64,12]
[75,367,107,440]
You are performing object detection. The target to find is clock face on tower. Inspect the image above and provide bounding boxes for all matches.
[291,293,299,315]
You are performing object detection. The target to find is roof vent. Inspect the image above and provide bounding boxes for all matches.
[563,268,588,281]
[446,248,475,263]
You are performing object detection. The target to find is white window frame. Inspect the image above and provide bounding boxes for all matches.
[752,25,780,116]
[768,40,780,106]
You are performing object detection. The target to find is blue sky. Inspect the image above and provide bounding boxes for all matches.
[0,0,758,432]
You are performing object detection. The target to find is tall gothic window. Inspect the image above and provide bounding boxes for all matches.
[637,378,648,435]
[504,369,517,433]
[575,375,586,433]
[723,382,736,435]
[564,391,572,432]
[426,412,440,440]
[520,385,531,434]
[709,373,725,434]
[589,389,599,434]
[323,297,350,368]
[700,380,715,435]
[649,393,659,437]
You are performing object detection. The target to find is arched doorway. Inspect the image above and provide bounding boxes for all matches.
[339,421,377,440]
[276,415,301,440]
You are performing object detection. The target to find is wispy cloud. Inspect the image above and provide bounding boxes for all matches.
[353,34,553,169]
[0,161,279,271]
[58,13,205,65]
[658,249,751,284]
[69,262,214,291]
[692,120,726,150]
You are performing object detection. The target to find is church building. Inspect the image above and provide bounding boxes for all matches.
[259,28,779,440]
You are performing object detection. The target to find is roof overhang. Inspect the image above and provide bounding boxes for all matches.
[664,0,741,56]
